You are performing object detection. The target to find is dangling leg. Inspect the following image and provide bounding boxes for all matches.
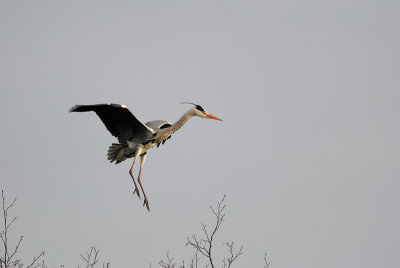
[138,152,150,211]
[128,148,142,199]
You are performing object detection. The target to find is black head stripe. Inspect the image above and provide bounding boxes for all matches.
[180,102,205,112]
[195,105,205,112]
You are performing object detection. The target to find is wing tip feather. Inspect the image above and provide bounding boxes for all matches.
[69,105,81,112]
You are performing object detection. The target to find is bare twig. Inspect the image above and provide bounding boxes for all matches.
[159,252,176,268]
[263,253,270,268]
[0,190,45,268]
[184,195,243,268]
[186,196,226,268]
[1,191,114,268]
[187,249,199,268]
[25,251,45,268]
[80,247,100,268]
[222,242,243,268]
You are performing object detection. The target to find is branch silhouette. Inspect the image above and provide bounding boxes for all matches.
[0,190,45,268]
[159,195,248,268]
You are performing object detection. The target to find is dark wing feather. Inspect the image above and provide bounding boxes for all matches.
[69,103,154,142]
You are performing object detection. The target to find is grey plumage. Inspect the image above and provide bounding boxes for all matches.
[70,102,222,211]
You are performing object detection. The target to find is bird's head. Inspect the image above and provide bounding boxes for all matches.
[181,102,223,121]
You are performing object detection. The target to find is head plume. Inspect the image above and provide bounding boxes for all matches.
[180,102,205,112]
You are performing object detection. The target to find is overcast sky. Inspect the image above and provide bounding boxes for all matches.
[1,0,399,267]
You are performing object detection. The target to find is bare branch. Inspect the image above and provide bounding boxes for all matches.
[185,235,209,259]
[26,251,45,268]
[187,248,199,268]
[0,190,46,268]
[263,253,270,268]
[80,247,100,268]
[159,252,176,268]
[6,217,17,231]
[184,195,240,268]
[222,242,243,268]
[8,236,23,264]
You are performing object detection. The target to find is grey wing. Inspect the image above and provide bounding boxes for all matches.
[145,120,173,147]
[70,103,154,142]
[145,120,172,130]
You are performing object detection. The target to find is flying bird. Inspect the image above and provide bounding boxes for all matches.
[69,103,222,211]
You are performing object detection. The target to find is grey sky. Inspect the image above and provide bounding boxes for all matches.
[1,0,399,267]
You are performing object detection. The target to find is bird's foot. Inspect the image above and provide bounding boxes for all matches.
[143,198,150,212]
[133,187,141,199]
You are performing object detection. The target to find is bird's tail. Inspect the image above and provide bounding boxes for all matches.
[107,143,126,164]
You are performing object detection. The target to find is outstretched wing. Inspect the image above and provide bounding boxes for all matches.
[69,103,154,142]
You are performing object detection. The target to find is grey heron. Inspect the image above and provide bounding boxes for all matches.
[69,103,222,211]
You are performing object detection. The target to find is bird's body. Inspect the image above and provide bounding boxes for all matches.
[107,120,172,164]
[69,103,222,211]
